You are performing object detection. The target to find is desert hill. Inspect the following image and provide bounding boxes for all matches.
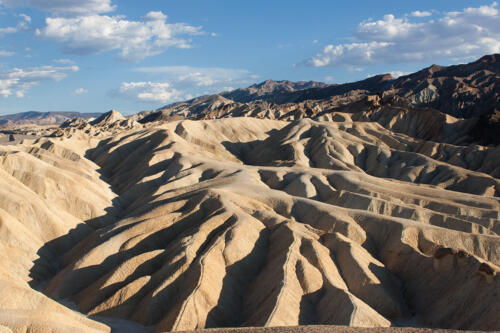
[0,55,499,332]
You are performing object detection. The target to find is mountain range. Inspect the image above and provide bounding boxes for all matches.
[0,111,102,128]
[151,54,499,145]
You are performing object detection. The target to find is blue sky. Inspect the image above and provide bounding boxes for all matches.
[0,0,498,115]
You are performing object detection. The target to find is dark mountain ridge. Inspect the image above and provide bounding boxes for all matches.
[220,79,329,103]
[230,54,499,119]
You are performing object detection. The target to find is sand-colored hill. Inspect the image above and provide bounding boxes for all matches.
[0,116,498,332]
[0,55,499,332]
[0,136,116,332]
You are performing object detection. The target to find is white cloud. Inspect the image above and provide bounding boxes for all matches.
[0,65,78,98]
[0,26,18,36]
[411,10,432,17]
[366,70,426,79]
[53,58,75,65]
[324,76,335,83]
[0,0,115,15]
[305,2,500,67]
[462,2,498,16]
[36,11,202,62]
[114,66,256,104]
[134,66,252,87]
[347,66,364,72]
[116,82,182,103]
[389,71,411,78]
[0,50,14,56]
[0,13,30,36]
[144,11,166,21]
[73,87,87,95]
[18,13,31,22]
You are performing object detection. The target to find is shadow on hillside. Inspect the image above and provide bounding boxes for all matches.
[28,198,122,290]
[27,131,168,291]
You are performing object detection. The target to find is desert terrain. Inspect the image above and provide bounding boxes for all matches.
[0,55,498,332]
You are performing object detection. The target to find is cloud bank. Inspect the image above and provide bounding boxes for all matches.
[0,0,115,15]
[0,65,78,98]
[306,2,500,67]
[113,66,255,104]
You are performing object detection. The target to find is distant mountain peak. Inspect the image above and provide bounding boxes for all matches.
[478,53,499,63]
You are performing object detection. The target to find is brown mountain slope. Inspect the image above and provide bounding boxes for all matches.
[218,54,499,119]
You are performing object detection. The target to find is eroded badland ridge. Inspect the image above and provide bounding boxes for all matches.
[0,55,499,332]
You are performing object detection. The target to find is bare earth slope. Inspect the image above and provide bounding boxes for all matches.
[0,136,117,332]
[0,55,499,333]
[1,117,497,332]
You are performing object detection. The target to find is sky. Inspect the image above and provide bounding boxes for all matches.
[0,0,499,115]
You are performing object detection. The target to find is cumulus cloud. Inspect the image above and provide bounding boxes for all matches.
[114,66,256,104]
[411,10,432,17]
[0,50,14,56]
[36,11,202,62]
[0,0,115,15]
[115,82,182,103]
[305,2,500,67]
[0,65,78,98]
